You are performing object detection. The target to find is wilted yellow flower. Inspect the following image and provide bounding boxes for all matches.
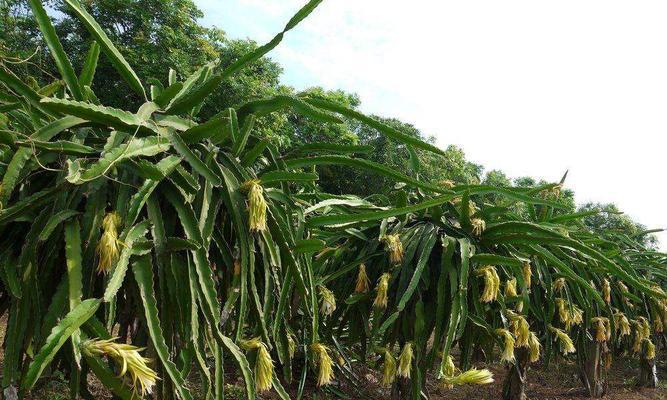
[495,329,515,363]
[441,368,494,386]
[96,212,121,273]
[506,310,530,348]
[442,354,457,378]
[555,298,583,330]
[397,342,413,378]
[240,180,267,232]
[439,179,456,189]
[505,278,518,298]
[591,317,610,342]
[552,278,566,293]
[287,332,296,360]
[549,326,576,355]
[614,312,631,337]
[471,218,486,236]
[380,348,397,387]
[239,338,274,393]
[318,285,336,317]
[602,279,611,304]
[522,261,532,289]
[654,315,664,334]
[83,338,157,397]
[476,265,500,303]
[528,332,541,363]
[644,339,656,360]
[310,343,334,386]
[355,264,370,294]
[373,273,391,309]
[382,234,404,264]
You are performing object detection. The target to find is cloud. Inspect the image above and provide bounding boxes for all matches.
[196,0,667,249]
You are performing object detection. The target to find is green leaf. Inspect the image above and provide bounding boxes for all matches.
[62,0,145,98]
[307,195,454,227]
[28,0,83,100]
[40,97,155,133]
[132,255,193,400]
[22,298,101,389]
[67,136,169,184]
[165,130,221,186]
[79,41,100,88]
[103,221,150,302]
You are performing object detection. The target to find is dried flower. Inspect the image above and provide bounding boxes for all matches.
[522,261,532,290]
[507,310,530,347]
[549,326,576,355]
[528,332,541,362]
[382,234,404,264]
[476,265,500,303]
[614,312,631,337]
[552,278,566,293]
[505,277,518,298]
[495,329,515,363]
[471,218,486,236]
[602,279,611,304]
[373,273,392,310]
[380,348,396,387]
[397,342,413,378]
[318,285,336,317]
[355,264,370,294]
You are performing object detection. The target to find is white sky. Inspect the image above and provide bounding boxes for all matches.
[197,0,667,250]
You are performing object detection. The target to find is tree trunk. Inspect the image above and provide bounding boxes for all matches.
[503,347,530,400]
[638,355,658,388]
[579,339,608,398]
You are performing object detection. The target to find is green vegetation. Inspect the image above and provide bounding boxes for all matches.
[0,1,664,400]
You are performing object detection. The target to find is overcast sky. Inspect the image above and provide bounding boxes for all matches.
[197,0,666,249]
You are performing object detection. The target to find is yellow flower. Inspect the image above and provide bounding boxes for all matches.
[552,278,566,293]
[522,261,532,289]
[555,298,583,330]
[475,265,500,303]
[318,285,336,317]
[441,368,494,386]
[495,329,515,363]
[505,277,518,298]
[614,312,631,337]
[83,338,157,397]
[549,326,576,355]
[471,218,486,236]
[239,338,274,393]
[96,212,121,274]
[644,339,656,360]
[373,273,391,310]
[382,234,404,264]
[355,264,370,294]
[602,279,611,304]
[507,310,530,348]
[287,332,296,360]
[380,348,397,387]
[591,317,609,342]
[397,342,413,378]
[528,332,541,363]
[439,179,456,189]
[310,343,334,386]
[240,180,267,232]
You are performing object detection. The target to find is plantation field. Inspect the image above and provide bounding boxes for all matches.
[1,1,666,399]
